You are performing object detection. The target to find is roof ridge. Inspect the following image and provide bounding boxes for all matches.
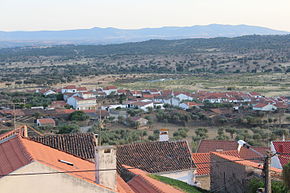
[15,135,34,162]
[117,139,187,147]
[138,175,165,193]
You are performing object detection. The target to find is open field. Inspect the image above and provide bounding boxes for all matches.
[114,73,290,97]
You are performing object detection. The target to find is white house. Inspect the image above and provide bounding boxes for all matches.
[130,91,142,97]
[36,89,56,96]
[61,85,77,94]
[67,93,96,110]
[252,103,277,111]
[174,93,193,101]
[130,101,154,112]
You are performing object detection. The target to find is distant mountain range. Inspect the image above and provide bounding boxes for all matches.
[0,24,289,48]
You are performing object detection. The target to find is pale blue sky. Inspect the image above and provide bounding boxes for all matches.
[0,0,289,31]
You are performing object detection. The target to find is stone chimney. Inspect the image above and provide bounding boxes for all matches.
[159,128,169,141]
[95,146,117,190]
[23,125,28,137]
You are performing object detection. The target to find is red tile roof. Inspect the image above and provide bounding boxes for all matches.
[63,85,77,89]
[197,140,238,153]
[117,140,195,173]
[191,153,210,175]
[212,152,282,174]
[104,86,117,90]
[55,109,76,114]
[0,134,134,192]
[272,141,290,166]
[77,87,87,91]
[197,140,269,155]
[126,166,184,193]
[0,109,25,116]
[185,102,203,107]
[142,94,154,98]
[30,133,96,160]
[192,147,268,176]
[254,103,269,108]
[37,118,55,125]
[0,136,33,177]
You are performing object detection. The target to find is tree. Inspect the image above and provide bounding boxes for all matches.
[69,111,89,121]
[283,162,290,189]
[225,128,236,139]
[57,124,80,134]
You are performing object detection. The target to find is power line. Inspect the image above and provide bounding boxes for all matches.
[0,157,265,178]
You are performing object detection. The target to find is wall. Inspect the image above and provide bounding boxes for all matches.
[0,161,116,193]
[158,169,195,185]
[210,154,261,193]
[196,175,210,190]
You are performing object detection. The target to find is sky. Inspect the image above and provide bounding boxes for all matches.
[0,0,290,32]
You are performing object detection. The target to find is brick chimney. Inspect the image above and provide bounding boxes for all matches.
[159,128,169,141]
[95,146,117,190]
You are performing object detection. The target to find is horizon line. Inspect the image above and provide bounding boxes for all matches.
[0,23,289,33]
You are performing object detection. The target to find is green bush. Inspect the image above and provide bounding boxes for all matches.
[69,111,89,121]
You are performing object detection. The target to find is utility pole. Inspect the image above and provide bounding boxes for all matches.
[264,151,272,193]
[237,140,273,193]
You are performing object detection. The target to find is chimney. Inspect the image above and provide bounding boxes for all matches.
[159,128,169,141]
[95,146,117,190]
[23,125,28,138]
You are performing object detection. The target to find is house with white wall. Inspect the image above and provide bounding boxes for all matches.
[252,103,277,111]
[67,93,96,110]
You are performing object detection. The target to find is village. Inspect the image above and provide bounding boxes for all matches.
[0,84,290,193]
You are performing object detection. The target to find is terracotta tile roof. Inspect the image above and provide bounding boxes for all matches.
[0,136,33,177]
[30,133,96,160]
[63,85,77,89]
[77,87,87,91]
[192,147,268,176]
[191,153,210,175]
[37,118,55,125]
[197,140,238,153]
[272,141,290,166]
[212,152,282,174]
[104,86,117,90]
[0,109,25,116]
[126,166,184,193]
[254,103,269,108]
[21,137,99,185]
[185,102,203,107]
[142,94,154,98]
[117,140,195,173]
[0,130,134,193]
[117,175,136,193]
[131,101,152,107]
[55,109,76,114]
[221,149,268,162]
[197,140,269,154]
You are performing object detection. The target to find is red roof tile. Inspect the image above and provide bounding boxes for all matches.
[0,136,33,177]
[197,140,269,155]
[126,167,184,193]
[63,85,77,89]
[212,152,282,174]
[117,140,195,173]
[37,118,55,125]
[192,153,210,175]
[272,141,290,166]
